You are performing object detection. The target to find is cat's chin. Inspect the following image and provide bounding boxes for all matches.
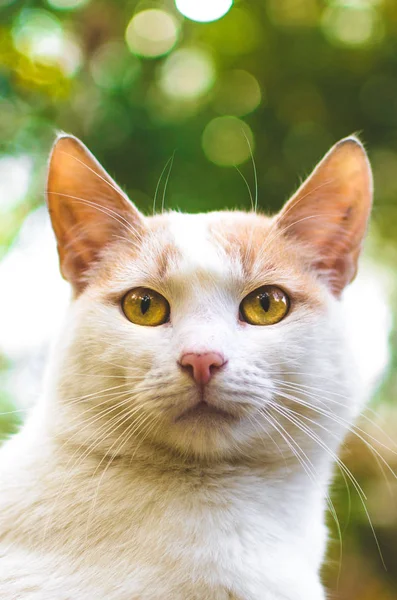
[156,393,251,461]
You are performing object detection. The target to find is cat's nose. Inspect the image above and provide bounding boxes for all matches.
[179,352,226,385]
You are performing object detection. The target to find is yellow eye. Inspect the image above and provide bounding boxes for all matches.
[240,285,290,326]
[121,287,170,326]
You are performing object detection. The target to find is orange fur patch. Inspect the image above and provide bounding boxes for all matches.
[209,211,326,310]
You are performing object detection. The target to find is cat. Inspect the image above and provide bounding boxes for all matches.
[0,133,372,599]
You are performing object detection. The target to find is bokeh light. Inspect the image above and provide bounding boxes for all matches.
[213,70,262,116]
[58,37,82,77]
[12,9,63,63]
[147,87,203,124]
[175,0,233,23]
[11,9,82,75]
[322,5,384,47]
[125,9,179,58]
[159,48,216,100]
[202,116,254,166]
[46,0,90,10]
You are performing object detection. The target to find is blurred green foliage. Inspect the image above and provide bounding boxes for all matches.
[1,1,397,598]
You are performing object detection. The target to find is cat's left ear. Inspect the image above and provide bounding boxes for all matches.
[46,134,145,292]
[275,136,373,296]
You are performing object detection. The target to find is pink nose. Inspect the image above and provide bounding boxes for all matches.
[179,352,226,385]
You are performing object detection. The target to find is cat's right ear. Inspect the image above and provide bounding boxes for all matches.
[46,134,145,292]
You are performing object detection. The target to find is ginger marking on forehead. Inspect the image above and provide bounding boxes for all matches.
[210,213,275,278]
[145,216,183,281]
[210,213,326,308]
[156,242,181,280]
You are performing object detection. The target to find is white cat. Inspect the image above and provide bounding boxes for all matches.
[0,134,372,599]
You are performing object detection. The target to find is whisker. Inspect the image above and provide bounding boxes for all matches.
[262,406,343,563]
[84,409,158,539]
[48,192,140,241]
[235,165,254,212]
[58,150,131,204]
[42,402,135,544]
[161,150,176,213]
[241,128,258,213]
[255,377,397,455]
[267,400,387,570]
[153,154,174,215]
[271,385,397,468]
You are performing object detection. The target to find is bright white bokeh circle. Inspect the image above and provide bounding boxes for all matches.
[175,0,233,23]
[125,9,179,58]
[159,48,216,100]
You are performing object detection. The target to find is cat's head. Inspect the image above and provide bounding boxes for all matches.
[46,135,372,463]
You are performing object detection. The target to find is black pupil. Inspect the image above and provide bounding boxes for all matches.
[259,292,270,312]
[141,295,151,315]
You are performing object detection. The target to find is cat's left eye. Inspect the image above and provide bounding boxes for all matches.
[121,287,170,326]
[240,285,290,326]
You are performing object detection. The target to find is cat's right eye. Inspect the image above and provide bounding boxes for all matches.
[121,287,170,326]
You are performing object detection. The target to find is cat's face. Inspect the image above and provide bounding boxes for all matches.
[46,136,372,462]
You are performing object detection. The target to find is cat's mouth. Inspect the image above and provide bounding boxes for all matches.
[174,400,237,423]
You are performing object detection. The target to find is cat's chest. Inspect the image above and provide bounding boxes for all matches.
[77,480,308,599]
[97,471,280,560]
[0,461,325,600]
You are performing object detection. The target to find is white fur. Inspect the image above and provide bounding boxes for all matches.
[0,211,365,599]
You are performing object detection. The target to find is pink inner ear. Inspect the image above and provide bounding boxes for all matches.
[46,135,145,292]
[275,137,373,296]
